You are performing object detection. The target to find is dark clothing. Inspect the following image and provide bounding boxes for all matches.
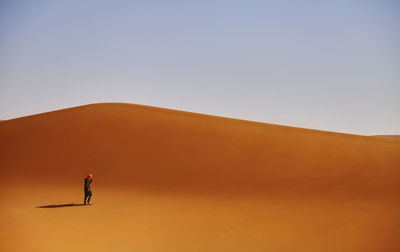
[84,178,93,204]
[84,178,92,191]
[84,190,92,204]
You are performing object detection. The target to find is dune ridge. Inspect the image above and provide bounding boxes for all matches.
[1,103,399,197]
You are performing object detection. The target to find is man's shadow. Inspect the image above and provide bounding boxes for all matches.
[36,203,86,208]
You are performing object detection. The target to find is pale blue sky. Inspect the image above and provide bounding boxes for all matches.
[1,0,399,135]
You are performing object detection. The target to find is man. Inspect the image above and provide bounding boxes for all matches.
[84,174,93,205]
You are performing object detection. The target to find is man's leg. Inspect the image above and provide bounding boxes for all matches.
[87,191,92,204]
[84,191,88,205]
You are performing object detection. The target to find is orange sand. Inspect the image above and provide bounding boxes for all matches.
[1,103,399,251]
[374,135,400,141]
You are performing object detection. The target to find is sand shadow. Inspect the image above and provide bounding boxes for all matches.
[36,203,86,208]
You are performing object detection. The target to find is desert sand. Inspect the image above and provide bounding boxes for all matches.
[1,103,399,251]
[373,135,400,141]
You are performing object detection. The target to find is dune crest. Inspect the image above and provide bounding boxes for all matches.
[1,103,399,196]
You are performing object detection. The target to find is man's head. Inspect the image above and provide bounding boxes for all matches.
[87,174,93,179]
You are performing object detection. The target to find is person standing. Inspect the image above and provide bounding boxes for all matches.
[84,174,93,205]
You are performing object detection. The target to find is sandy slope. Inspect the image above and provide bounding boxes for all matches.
[373,135,400,141]
[1,103,399,251]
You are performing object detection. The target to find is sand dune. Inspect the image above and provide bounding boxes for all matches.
[373,135,400,141]
[1,103,399,251]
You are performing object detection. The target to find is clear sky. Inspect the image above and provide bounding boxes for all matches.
[1,0,399,135]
